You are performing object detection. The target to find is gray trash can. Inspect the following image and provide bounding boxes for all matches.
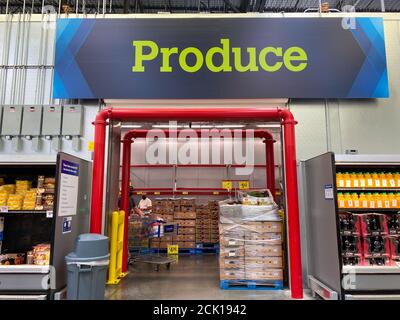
[65,233,110,300]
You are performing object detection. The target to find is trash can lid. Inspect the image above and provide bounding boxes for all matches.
[65,233,110,262]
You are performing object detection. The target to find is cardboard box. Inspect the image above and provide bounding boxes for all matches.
[176,219,196,227]
[174,211,196,219]
[245,232,282,245]
[220,246,245,258]
[174,234,195,242]
[219,257,245,269]
[220,238,244,247]
[179,227,195,235]
[220,268,245,280]
[245,257,283,269]
[180,206,196,213]
[177,241,196,249]
[245,269,283,281]
[159,214,174,222]
[244,244,282,257]
[181,198,196,206]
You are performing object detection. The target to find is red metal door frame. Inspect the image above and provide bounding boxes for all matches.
[120,129,276,276]
[90,107,303,299]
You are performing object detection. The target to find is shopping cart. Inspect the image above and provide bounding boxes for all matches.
[128,215,178,271]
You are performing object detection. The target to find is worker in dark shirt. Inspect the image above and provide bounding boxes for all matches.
[128,187,136,213]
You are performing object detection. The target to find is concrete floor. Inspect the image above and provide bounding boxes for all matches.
[106,255,313,300]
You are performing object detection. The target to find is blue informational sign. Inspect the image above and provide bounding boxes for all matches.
[54,17,388,99]
[61,160,79,176]
[62,216,72,234]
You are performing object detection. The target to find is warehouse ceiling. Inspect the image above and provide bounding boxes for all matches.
[0,0,399,14]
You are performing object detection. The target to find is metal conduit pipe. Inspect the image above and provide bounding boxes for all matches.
[90,107,302,299]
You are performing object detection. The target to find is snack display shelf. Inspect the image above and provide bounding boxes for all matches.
[343,264,400,274]
[0,265,50,273]
[337,188,400,192]
[0,210,49,214]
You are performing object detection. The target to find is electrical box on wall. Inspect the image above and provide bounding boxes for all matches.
[62,105,83,137]
[0,106,3,132]
[1,106,23,136]
[42,106,62,136]
[21,106,43,136]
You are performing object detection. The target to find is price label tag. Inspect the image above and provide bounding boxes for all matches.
[46,210,53,218]
[136,192,144,195]
[154,192,160,195]
[239,181,249,190]
[0,206,8,213]
[182,192,189,195]
[88,141,95,151]
[222,181,232,190]
[167,244,179,255]
[213,191,219,195]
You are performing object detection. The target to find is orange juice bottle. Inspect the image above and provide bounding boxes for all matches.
[395,173,400,188]
[380,172,388,188]
[366,193,375,208]
[358,173,366,188]
[345,193,354,208]
[387,172,396,188]
[365,172,374,188]
[372,173,381,188]
[352,193,360,208]
[382,193,390,208]
[350,173,359,188]
[359,193,368,208]
[396,193,400,208]
[344,172,352,188]
[337,193,345,208]
[336,173,345,188]
[388,193,397,208]
[374,193,383,208]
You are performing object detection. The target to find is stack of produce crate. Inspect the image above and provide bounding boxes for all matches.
[218,190,284,290]
[196,201,219,245]
[174,198,196,249]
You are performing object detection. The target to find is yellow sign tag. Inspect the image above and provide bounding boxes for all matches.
[154,192,160,195]
[239,181,249,190]
[88,141,95,151]
[167,244,179,255]
[136,192,144,195]
[213,191,219,195]
[182,192,189,195]
[222,181,233,190]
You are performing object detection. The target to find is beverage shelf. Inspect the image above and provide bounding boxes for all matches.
[337,188,400,192]
[343,264,400,274]
[338,208,400,213]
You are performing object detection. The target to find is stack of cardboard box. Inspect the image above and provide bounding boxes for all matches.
[149,198,197,249]
[196,201,219,244]
[219,203,283,283]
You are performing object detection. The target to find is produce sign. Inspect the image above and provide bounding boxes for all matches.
[54,17,388,99]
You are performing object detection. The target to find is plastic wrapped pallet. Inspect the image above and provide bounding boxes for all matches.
[218,191,284,286]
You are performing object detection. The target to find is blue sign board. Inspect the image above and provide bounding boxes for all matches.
[54,17,388,99]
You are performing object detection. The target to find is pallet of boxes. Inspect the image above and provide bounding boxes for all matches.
[148,199,176,251]
[195,201,220,251]
[219,190,284,290]
[149,198,196,253]
[174,198,196,252]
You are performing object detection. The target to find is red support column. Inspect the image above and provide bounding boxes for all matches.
[121,136,132,273]
[264,138,276,199]
[281,112,303,299]
[90,114,108,234]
